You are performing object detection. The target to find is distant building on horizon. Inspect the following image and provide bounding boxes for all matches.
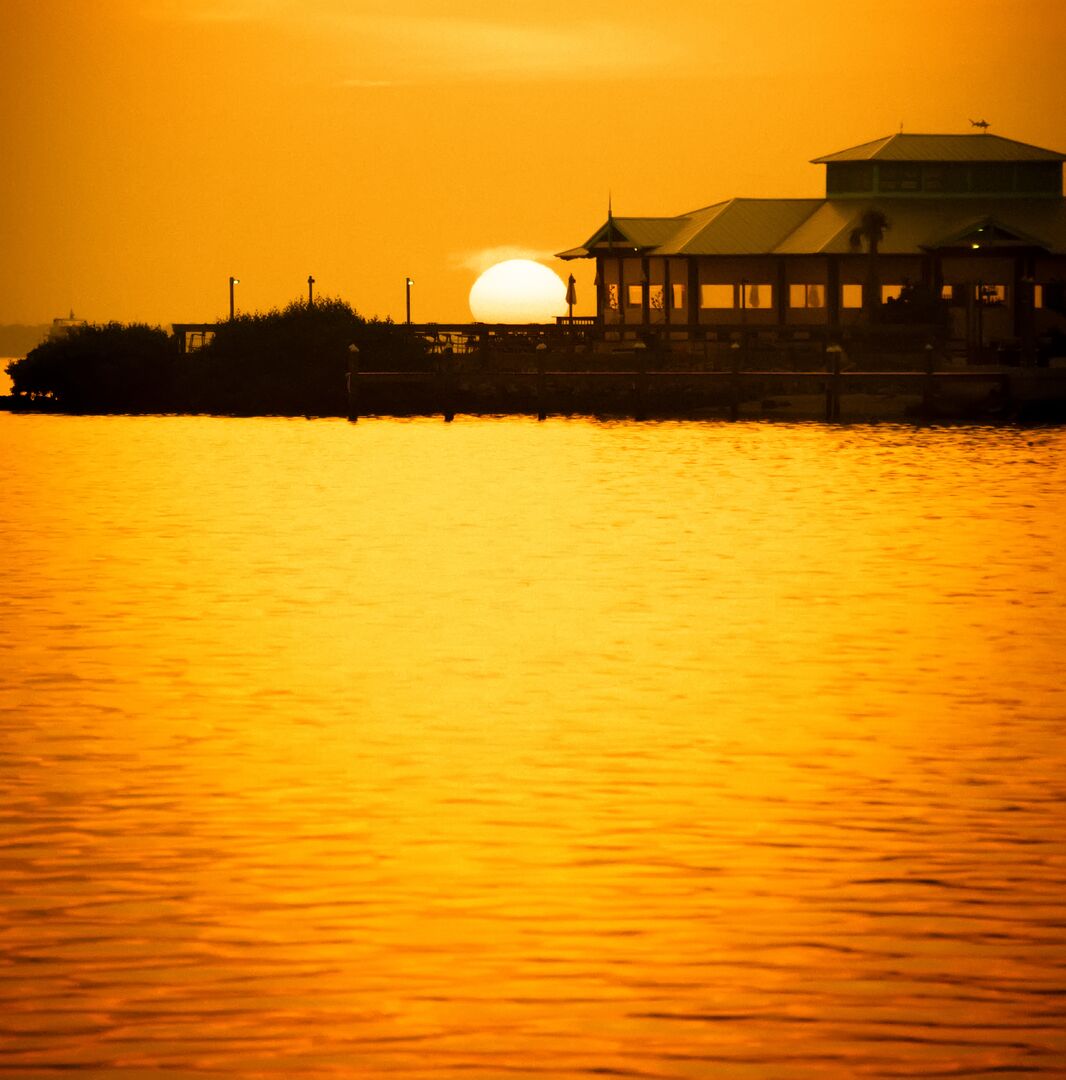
[558,132,1066,353]
[46,311,87,341]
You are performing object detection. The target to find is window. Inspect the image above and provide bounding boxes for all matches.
[922,164,969,193]
[700,284,734,309]
[1017,162,1061,194]
[741,283,771,309]
[606,284,619,311]
[923,166,946,193]
[1034,284,1044,309]
[827,163,874,194]
[185,330,216,352]
[970,163,1014,193]
[789,284,825,309]
[977,284,1007,306]
[841,284,863,309]
[671,283,686,309]
[879,163,921,192]
[649,284,664,311]
[881,284,904,303]
[627,284,644,307]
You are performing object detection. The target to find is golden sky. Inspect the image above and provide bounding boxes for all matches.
[2,0,1064,326]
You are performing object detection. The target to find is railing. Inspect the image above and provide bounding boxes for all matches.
[348,329,1032,423]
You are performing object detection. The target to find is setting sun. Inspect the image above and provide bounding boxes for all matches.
[468,259,567,323]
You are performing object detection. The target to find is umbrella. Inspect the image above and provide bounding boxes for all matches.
[566,274,577,308]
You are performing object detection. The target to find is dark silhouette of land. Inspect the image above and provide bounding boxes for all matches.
[5,299,427,416]
[5,295,1066,423]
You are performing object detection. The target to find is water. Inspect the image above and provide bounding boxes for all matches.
[2,412,1065,1078]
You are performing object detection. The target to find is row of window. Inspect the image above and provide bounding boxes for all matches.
[826,161,1062,195]
[606,282,1042,311]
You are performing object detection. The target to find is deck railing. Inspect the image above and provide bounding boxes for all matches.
[347,324,1038,423]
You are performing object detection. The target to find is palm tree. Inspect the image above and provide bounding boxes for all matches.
[849,208,890,321]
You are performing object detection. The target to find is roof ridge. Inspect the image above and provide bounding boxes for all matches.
[771,201,843,253]
[682,197,733,216]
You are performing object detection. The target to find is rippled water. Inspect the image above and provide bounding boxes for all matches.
[2,413,1065,1078]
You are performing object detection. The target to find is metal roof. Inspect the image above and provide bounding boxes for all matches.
[679,199,823,255]
[558,198,1066,258]
[812,133,1066,163]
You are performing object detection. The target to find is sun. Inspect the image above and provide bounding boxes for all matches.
[469,259,567,323]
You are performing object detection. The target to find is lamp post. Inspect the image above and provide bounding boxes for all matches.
[229,276,240,320]
[308,275,315,306]
[405,277,414,325]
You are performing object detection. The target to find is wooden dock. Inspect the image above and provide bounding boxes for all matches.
[341,322,1066,423]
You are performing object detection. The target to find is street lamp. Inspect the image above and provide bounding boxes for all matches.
[308,275,315,306]
[229,276,240,320]
[405,277,414,325]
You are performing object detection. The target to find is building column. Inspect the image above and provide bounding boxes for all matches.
[641,256,650,326]
[595,256,605,325]
[826,257,840,330]
[663,259,672,327]
[688,259,700,333]
[1012,254,1024,339]
[617,256,625,326]
[775,259,788,329]
[930,253,943,297]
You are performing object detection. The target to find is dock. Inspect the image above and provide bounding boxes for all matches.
[346,322,1066,423]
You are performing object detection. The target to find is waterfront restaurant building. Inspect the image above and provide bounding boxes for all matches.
[557,133,1066,351]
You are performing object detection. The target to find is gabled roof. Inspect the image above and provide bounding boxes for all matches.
[926,215,1055,251]
[812,133,1066,163]
[556,215,686,259]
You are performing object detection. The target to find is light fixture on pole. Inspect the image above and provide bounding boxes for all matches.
[229,276,240,320]
[405,277,414,325]
[308,275,315,306]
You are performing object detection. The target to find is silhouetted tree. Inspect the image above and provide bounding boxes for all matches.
[849,208,891,321]
[5,300,432,415]
[7,323,174,410]
[186,297,427,414]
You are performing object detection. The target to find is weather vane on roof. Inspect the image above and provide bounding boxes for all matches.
[969,119,991,132]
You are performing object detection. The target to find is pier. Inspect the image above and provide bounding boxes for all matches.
[346,322,1064,423]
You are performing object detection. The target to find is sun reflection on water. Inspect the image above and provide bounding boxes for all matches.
[1,414,1064,1077]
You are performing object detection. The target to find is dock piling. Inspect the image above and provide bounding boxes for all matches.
[347,344,360,422]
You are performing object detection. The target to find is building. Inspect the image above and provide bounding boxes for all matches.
[46,311,87,340]
[558,133,1066,356]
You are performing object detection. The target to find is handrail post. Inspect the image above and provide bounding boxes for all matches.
[825,342,842,421]
[634,338,648,421]
[536,346,547,421]
[922,342,936,418]
[439,351,455,423]
[729,337,741,421]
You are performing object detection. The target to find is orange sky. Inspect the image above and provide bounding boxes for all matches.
[2,0,1064,326]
